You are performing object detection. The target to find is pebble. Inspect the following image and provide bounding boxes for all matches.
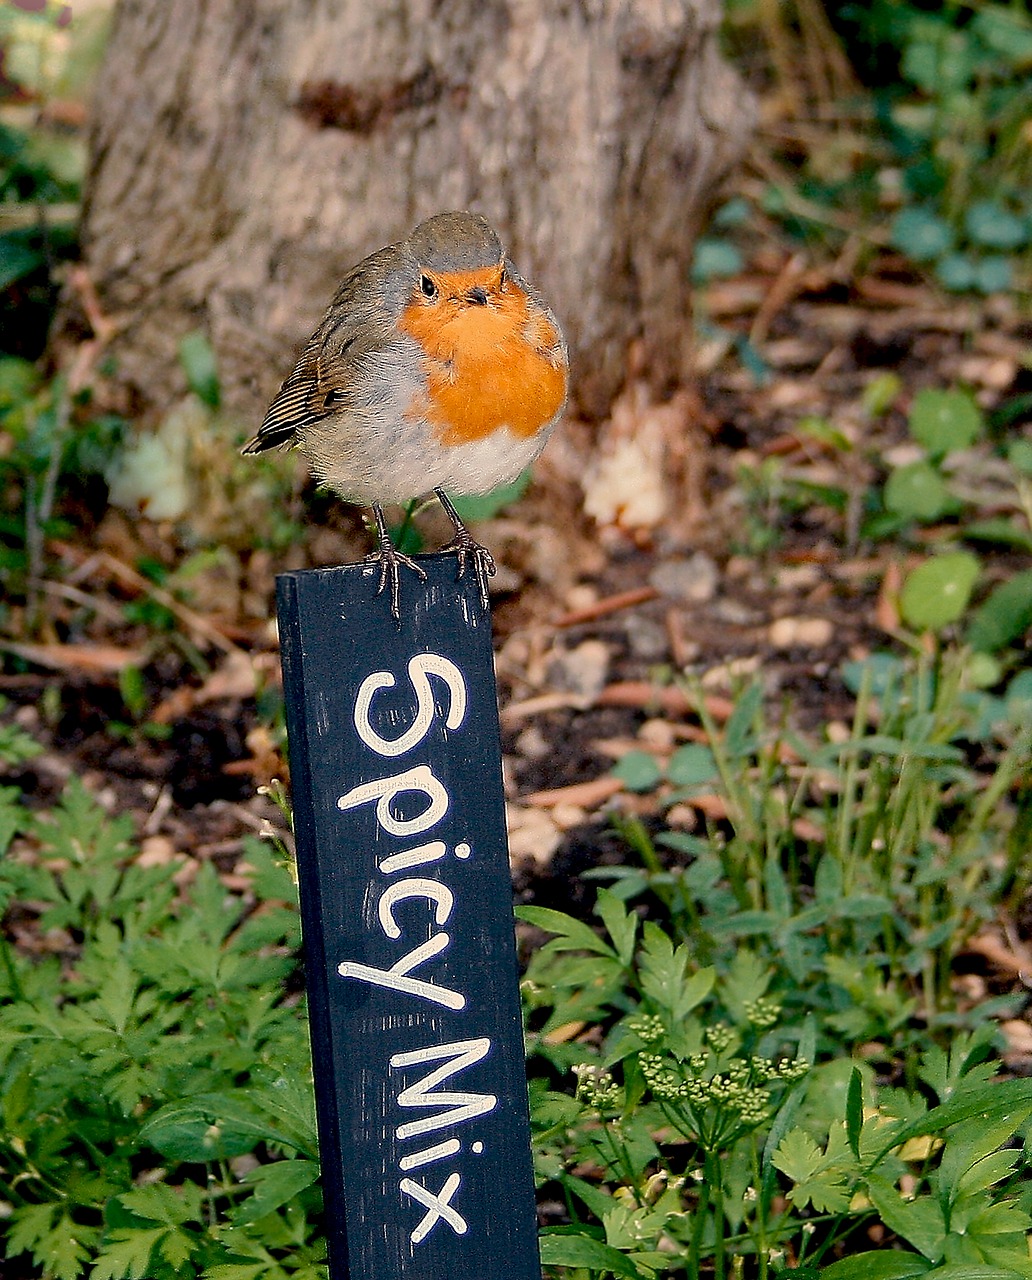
[649,552,719,604]
[774,563,823,591]
[710,599,760,625]
[546,639,611,700]
[623,613,668,661]
[505,804,563,865]
[769,616,834,649]
[701,656,761,689]
[515,725,552,761]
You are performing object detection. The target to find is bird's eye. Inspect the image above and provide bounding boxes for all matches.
[420,274,438,299]
[499,266,508,288]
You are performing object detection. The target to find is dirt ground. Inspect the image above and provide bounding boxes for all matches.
[3,244,1029,948]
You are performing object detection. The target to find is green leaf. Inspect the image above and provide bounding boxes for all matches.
[594,889,638,966]
[973,256,1013,295]
[841,652,905,696]
[900,553,981,631]
[971,7,1032,61]
[539,1230,647,1279]
[1008,438,1032,476]
[665,743,718,787]
[966,570,1032,653]
[7,1204,92,1280]
[638,922,714,1021]
[909,389,982,457]
[724,682,762,759]
[772,1128,851,1213]
[118,1181,202,1225]
[966,1200,1032,1236]
[954,1147,1021,1197]
[139,1094,271,1161]
[962,519,1032,554]
[92,1227,166,1280]
[234,1159,320,1223]
[935,254,978,293]
[692,237,744,282]
[0,230,46,290]
[891,207,954,262]
[872,1079,1032,1167]
[867,1173,946,1260]
[449,468,532,523]
[884,462,952,522]
[846,1067,864,1160]
[515,905,616,957]
[611,751,662,793]
[964,202,1028,251]
[178,330,220,408]
[863,372,903,417]
[821,1253,930,1279]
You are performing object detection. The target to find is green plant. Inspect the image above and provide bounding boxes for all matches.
[878,3,1032,293]
[523,892,1032,1278]
[603,651,1030,1037]
[0,1,100,357]
[0,362,125,624]
[0,775,325,1279]
[732,0,1032,292]
[864,386,1032,653]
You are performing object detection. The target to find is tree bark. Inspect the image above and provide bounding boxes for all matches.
[66,0,754,422]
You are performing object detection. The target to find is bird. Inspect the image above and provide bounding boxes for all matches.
[243,210,568,619]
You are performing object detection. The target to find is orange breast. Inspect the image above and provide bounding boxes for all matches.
[398,272,567,446]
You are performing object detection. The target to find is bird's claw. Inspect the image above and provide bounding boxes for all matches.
[440,530,495,609]
[366,505,427,622]
[433,487,495,611]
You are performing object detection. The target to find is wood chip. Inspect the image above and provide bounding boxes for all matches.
[522,777,623,809]
[555,586,659,627]
[0,640,146,673]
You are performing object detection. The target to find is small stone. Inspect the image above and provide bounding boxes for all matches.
[552,803,588,830]
[506,804,562,865]
[665,803,698,830]
[711,599,760,625]
[515,726,551,760]
[701,656,761,689]
[1001,1019,1032,1055]
[138,836,177,867]
[769,616,834,649]
[649,552,719,604]
[883,442,924,467]
[639,718,677,750]
[774,563,822,591]
[564,584,598,612]
[623,613,668,661]
[547,639,610,700]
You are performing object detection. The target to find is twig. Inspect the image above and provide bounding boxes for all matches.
[53,543,244,655]
[521,777,624,809]
[554,586,659,628]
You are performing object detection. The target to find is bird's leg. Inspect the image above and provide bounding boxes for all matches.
[434,488,496,609]
[364,502,427,622]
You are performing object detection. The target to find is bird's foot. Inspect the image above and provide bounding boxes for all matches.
[366,504,427,622]
[434,488,496,610]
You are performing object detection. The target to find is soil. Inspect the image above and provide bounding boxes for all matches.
[2,238,1031,1029]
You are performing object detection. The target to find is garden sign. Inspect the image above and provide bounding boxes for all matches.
[276,555,540,1280]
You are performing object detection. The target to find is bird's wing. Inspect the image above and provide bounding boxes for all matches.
[241,333,339,455]
[243,249,408,456]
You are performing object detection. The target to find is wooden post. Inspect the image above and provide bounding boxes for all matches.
[275,554,540,1280]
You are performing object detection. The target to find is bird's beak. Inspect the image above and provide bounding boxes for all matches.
[466,285,489,306]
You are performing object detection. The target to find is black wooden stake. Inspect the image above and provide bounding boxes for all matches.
[276,555,540,1280]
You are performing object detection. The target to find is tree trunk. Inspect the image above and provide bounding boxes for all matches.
[65,0,753,423]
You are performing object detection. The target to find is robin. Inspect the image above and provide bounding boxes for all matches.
[244,210,568,618]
